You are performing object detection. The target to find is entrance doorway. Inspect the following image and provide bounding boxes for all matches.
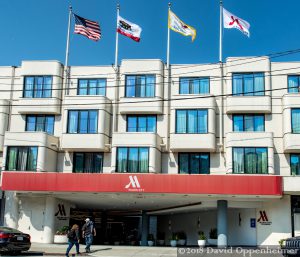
[69,208,141,245]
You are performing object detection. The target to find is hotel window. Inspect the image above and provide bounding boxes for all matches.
[232,73,264,96]
[73,153,103,173]
[6,146,38,171]
[127,115,156,132]
[179,77,209,94]
[292,109,300,133]
[233,147,268,174]
[125,75,155,97]
[178,153,209,174]
[233,114,264,132]
[291,154,300,175]
[288,75,300,93]
[78,79,106,96]
[26,115,55,135]
[23,76,52,98]
[116,147,149,173]
[67,110,98,134]
[176,109,208,134]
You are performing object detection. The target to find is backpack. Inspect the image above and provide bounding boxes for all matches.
[67,229,76,239]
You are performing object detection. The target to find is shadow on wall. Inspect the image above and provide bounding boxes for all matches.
[3,192,18,227]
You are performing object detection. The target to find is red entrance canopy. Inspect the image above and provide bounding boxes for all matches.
[0,172,282,196]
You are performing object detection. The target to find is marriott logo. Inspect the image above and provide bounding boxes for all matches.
[125,175,144,192]
[257,210,272,225]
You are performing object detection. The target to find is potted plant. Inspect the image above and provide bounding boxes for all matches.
[169,233,178,247]
[279,239,286,248]
[157,232,165,246]
[147,234,155,246]
[198,231,206,247]
[208,228,217,246]
[54,226,69,244]
[177,231,187,246]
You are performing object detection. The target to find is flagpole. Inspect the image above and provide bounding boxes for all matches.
[219,0,224,154]
[64,5,72,95]
[166,2,171,153]
[219,0,223,62]
[167,2,171,69]
[115,4,120,68]
[113,3,120,133]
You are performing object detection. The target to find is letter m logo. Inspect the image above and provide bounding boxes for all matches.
[125,175,141,189]
[257,210,268,222]
[55,204,66,216]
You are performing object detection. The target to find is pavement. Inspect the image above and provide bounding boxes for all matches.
[29,243,178,256]
[26,243,287,257]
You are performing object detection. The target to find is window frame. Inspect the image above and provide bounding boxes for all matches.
[291,154,300,176]
[116,147,150,173]
[25,115,55,135]
[175,109,208,134]
[178,152,210,174]
[5,146,38,171]
[288,75,300,93]
[291,108,300,134]
[232,147,268,174]
[126,115,157,133]
[232,114,265,132]
[67,110,98,134]
[179,77,210,94]
[73,152,104,173]
[77,78,107,96]
[232,72,265,96]
[125,74,156,98]
[23,76,53,98]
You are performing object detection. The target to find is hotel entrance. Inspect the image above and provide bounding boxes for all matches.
[69,208,142,245]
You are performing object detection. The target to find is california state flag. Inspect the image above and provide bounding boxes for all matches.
[223,8,250,37]
[117,15,142,42]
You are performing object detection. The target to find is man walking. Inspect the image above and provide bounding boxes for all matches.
[82,218,96,253]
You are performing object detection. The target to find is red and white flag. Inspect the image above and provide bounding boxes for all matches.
[117,15,142,42]
[223,8,250,37]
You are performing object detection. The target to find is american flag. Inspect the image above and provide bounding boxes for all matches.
[74,13,101,41]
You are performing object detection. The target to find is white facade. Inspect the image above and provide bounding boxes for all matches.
[0,57,300,246]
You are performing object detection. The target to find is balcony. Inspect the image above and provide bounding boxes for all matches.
[283,133,300,153]
[61,133,110,151]
[226,96,271,114]
[283,176,300,194]
[4,132,59,172]
[112,132,162,149]
[119,97,163,114]
[17,98,62,115]
[170,133,216,152]
[4,131,58,149]
[282,94,300,110]
[63,95,112,113]
[171,94,216,109]
[226,132,273,148]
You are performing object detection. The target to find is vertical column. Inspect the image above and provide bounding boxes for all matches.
[4,192,19,229]
[43,197,56,243]
[217,200,228,247]
[141,211,149,246]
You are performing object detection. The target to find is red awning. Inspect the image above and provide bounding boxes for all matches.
[0,172,282,196]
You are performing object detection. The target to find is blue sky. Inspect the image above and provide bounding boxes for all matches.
[1,0,300,66]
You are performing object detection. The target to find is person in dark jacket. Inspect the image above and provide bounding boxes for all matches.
[82,218,96,253]
[66,224,80,257]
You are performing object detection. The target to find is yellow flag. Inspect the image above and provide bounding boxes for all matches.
[168,10,196,42]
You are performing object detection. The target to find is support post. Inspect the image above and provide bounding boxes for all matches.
[141,211,149,246]
[217,200,228,247]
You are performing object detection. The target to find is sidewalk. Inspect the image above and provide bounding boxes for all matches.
[29,243,177,256]
[28,243,285,257]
